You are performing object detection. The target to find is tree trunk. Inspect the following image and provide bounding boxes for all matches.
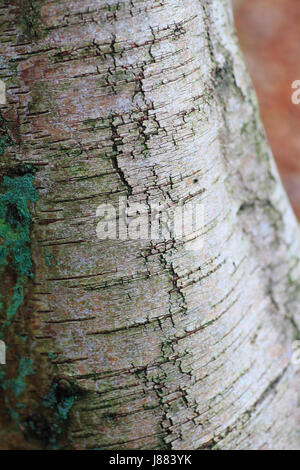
[1,0,300,450]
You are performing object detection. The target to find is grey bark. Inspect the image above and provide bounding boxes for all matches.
[0,0,300,450]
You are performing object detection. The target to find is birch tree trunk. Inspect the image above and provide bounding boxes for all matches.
[1,0,300,450]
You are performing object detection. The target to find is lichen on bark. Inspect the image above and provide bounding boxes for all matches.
[17,0,47,41]
[1,0,300,450]
[0,167,39,328]
[0,118,12,157]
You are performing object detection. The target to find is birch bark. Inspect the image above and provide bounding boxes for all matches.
[1,0,300,450]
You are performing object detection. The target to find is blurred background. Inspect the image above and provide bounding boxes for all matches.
[233,0,300,219]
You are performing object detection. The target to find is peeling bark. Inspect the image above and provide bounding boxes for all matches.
[1,0,300,450]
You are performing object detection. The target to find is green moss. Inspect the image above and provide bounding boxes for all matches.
[0,172,39,326]
[83,118,99,129]
[18,0,47,40]
[8,407,20,421]
[0,357,35,424]
[48,352,57,360]
[2,357,35,398]
[16,403,26,408]
[24,413,52,444]
[0,118,12,156]
[0,168,39,430]
[35,378,79,447]
[57,395,75,420]
[43,379,77,421]
[0,134,11,156]
[45,249,54,267]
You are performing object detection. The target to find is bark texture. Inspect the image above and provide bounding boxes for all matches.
[1,0,300,450]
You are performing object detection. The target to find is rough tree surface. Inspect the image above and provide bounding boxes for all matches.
[0,0,300,450]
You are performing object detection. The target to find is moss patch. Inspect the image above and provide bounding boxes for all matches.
[0,118,12,156]
[1,357,35,398]
[0,164,39,443]
[23,377,82,448]
[43,378,77,421]
[0,170,39,327]
[18,0,47,40]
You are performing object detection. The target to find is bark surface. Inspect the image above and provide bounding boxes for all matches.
[1,0,300,450]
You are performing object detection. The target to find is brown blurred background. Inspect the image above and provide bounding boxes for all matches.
[233,0,300,219]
